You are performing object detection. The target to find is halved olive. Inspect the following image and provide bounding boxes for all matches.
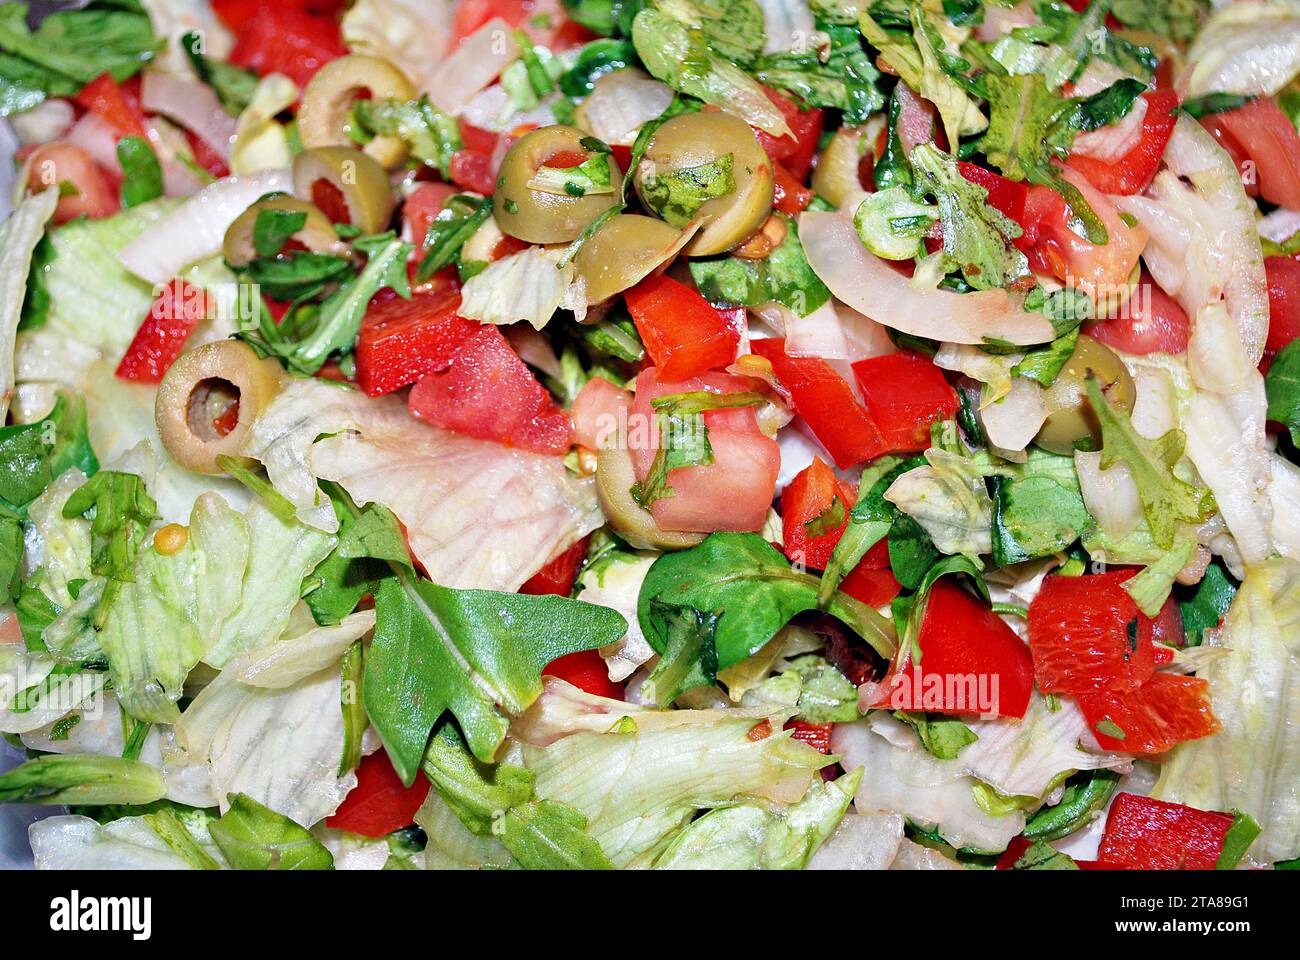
[222,195,347,268]
[574,214,692,304]
[292,146,395,235]
[633,111,774,256]
[494,125,624,244]
[1035,335,1137,455]
[298,54,416,169]
[595,444,706,551]
[812,126,869,210]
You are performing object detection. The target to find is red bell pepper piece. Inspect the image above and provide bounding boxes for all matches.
[228,4,346,89]
[625,274,740,381]
[781,457,856,571]
[185,129,231,180]
[1097,793,1235,870]
[958,161,1027,224]
[213,0,348,30]
[1077,672,1220,754]
[753,87,824,181]
[850,351,959,453]
[1066,89,1179,196]
[750,338,885,469]
[325,750,431,837]
[408,327,573,454]
[838,564,901,608]
[1265,254,1300,353]
[543,649,623,699]
[74,73,147,139]
[355,287,475,397]
[784,719,834,754]
[772,161,813,215]
[449,149,499,195]
[116,280,211,384]
[873,580,1035,719]
[519,537,589,596]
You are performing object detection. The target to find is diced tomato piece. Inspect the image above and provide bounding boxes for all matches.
[1200,112,1260,199]
[355,287,475,396]
[851,351,958,453]
[520,537,589,596]
[453,0,585,46]
[1077,673,1220,754]
[25,143,118,224]
[184,129,231,180]
[309,178,351,225]
[228,5,346,89]
[628,368,780,534]
[872,580,1035,719]
[211,398,241,437]
[459,118,500,156]
[751,338,885,469]
[116,280,212,383]
[408,327,573,454]
[326,750,430,836]
[543,649,623,699]
[403,182,459,251]
[1096,793,1235,870]
[571,376,631,449]
[958,161,1027,225]
[838,564,901,608]
[1085,269,1190,355]
[449,149,498,195]
[784,719,833,754]
[625,274,740,381]
[1210,96,1300,211]
[773,161,813,215]
[1027,572,1156,695]
[213,0,348,30]
[1066,90,1179,196]
[74,73,146,139]
[782,458,856,571]
[752,88,823,180]
[1265,255,1300,353]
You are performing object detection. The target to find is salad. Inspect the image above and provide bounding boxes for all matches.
[0,0,1296,872]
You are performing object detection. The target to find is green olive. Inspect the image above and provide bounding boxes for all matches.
[298,55,415,169]
[292,146,395,236]
[595,444,706,551]
[633,111,774,256]
[493,125,624,244]
[222,195,347,268]
[574,214,689,304]
[811,126,868,209]
[1035,335,1137,455]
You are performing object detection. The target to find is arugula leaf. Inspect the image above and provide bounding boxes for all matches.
[353,97,461,179]
[209,793,334,870]
[1178,561,1236,647]
[639,153,734,227]
[366,574,628,781]
[0,753,164,806]
[306,483,410,625]
[819,455,919,605]
[756,23,884,124]
[0,394,98,510]
[1123,531,1196,617]
[116,136,162,209]
[1011,838,1080,869]
[1023,769,1119,841]
[642,600,720,705]
[1110,0,1208,43]
[1180,92,1255,121]
[1265,338,1300,447]
[252,207,307,259]
[61,470,155,585]
[688,213,830,316]
[990,448,1093,565]
[894,711,978,760]
[416,194,493,281]
[1032,0,1156,82]
[637,532,896,670]
[1085,375,1213,549]
[243,252,355,302]
[180,29,258,115]
[422,723,614,869]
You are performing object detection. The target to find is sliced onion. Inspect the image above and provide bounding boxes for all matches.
[64,112,121,174]
[1075,450,1142,541]
[9,98,74,147]
[116,168,292,284]
[798,210,1057,345]
[575,68,674,147]
[974,0,1035,42]
[142,71,237,162]
[145,116,208,197]
[426,17,519,115]
[979,377,1048,453]
[1072,96,1147,163]
[505,323,563,379]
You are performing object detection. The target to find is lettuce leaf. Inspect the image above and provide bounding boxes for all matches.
[0,188,57,421]
[885,448,993,557]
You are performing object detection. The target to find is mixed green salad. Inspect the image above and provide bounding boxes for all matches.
[0,0,1296,870]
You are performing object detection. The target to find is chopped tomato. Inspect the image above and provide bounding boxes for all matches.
[872,579,1035,719]
[1210,96,1300,211]
[851,351,959,453]
[625,274,740,381]
[543,649,622,699]
[838,564,902,608]
[520,537,589,596]
[958,161,1027,224]
[74,73,146,139]
[452,0,586,47]
[116,280,212,384]
[628,368,780,534]
[772,161,813,215]
[355,287,475,397]
[570,376,631,449]
[408,327,573,454]
[449,148,498,195]
[1096,793,1235,870]
[781,457,856,571]
[213,0,348,30]
[310,178,352,225]
[1143,595,1186,649]
[184,129,231,180]
[1027,572,1156,695]
[750,338,885,470]
[403,182,459,251]
[228,4,346,89]
[453,0,533,39]
[1265,255,1300,353]
[459,118,500,155]
[25,143,118,224]
[326,750,431,836]
[1077,673,1220,754]
[1200,111,1260,199]
[1066,90,1179,196]
[752,88,823,181]
[1085,269,1190,355]
[784,719,833,754]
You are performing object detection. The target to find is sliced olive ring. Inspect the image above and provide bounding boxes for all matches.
[595,444,706,551]
[292,146,396,236]
[298,54,416,169]
[633,110,774,256]
[222,195,348,268]
[156,340,286,475]
[493,125,624,244]
[574,214,695,304]
[1035,334,1137,455]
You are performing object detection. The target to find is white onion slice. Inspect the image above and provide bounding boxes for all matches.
[575,68,674,146]
[142,71,237,162]
[1072,96,1147,163]
[65,112,121,174]
[1075,450,1143,541]
[426,18,519,115]
[979,377,1048,453]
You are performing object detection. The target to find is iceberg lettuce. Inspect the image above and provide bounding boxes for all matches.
[0,188,57,421]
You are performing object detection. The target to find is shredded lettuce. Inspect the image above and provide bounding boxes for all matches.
[458,245,579,330]
[0,188,57,421]
[885,448,993,557]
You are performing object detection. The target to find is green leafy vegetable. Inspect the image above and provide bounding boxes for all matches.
[0,394,98,510]
[785,655,861,723]
[819,456,918,605]
[115,136,163,209]
[528,151,617,198]
[1215,810,1262,869]
[1110,0,1208,43]
[1180,92,1255,120]
[639,153,735,227]
[61,470,156,591]
[142,808,221,870]
[252,207,307,259]
[894,711,979,760]
[243,252,355,302]
[1265,338,1300,447]
[353,97,461,179]
[1179,561,1236,647]
[990,448,1093,565]
[688,213,830,316]
[641,601,719,705]
[306,483,411,625]
[209,793,334,870]
[560,38,639,96]
[180,29,258,115]
[1010,838,1079,869]
[0,753,165,806]
[1023,769,1119,841]
[416,194,493,282]
[756,23,884,124]
[852,186,937,261]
